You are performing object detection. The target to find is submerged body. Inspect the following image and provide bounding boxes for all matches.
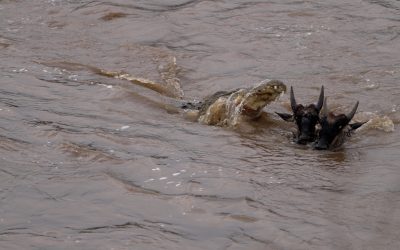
[99,68,286,127]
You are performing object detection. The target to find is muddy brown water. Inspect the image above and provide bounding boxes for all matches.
[1,0,400,249]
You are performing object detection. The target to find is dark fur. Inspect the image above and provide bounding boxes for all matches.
[314,99,365,150]
[276,86,324,144]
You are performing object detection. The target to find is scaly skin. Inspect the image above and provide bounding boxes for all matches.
[97,69,286,127]
[196,80,286,126]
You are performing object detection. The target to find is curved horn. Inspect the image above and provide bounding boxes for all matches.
[346,101,359,121]
[290,86,297,112]
[316,85,324,111]
[320,97,328,117]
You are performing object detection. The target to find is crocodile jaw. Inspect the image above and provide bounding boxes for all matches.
[240,87,286,118]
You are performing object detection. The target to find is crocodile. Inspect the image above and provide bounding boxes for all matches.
[97,69,286,127]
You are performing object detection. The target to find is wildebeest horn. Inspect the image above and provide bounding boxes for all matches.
[316,86,324,111]
[346,101,359,121]
[321,97,328,117]
[290,86,297,112]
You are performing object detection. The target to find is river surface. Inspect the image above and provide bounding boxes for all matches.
[1,0,400,249]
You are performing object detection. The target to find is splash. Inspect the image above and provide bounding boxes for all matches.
[354,112,395,132]
[226,89,247,127]
[97,56,183,99]
[197,89,248,127]
[98,69,182,99]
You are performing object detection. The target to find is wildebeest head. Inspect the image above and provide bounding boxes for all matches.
[276,86,324,144]
[314,98,364,150]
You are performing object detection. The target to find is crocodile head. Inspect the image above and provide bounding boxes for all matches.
[240,80,286,119]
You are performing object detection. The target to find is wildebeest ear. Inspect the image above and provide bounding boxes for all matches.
[349,121,366,131]
[275,112,294,122]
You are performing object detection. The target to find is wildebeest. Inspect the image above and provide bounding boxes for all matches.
[314,98,365,150]
[276,86,324,144]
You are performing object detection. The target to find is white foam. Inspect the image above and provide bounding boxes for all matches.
[355,112,395,133]
[120,125,130,130]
